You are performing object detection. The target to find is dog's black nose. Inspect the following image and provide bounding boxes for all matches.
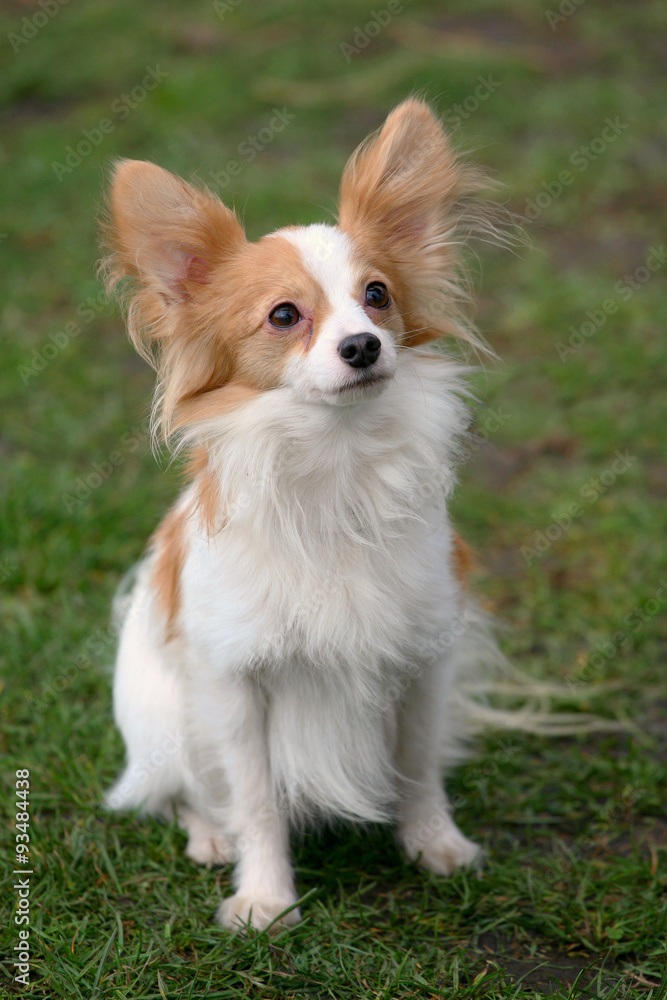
[338,333,381,369]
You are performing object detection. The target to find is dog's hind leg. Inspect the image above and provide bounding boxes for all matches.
[177,804,234,866]
[105,583,186,818]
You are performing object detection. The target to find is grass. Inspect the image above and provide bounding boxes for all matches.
[1,0,666,996]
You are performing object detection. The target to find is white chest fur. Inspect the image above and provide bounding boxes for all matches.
[179,353,470,683]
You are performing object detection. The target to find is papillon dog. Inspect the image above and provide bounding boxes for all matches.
[102,99,507,931]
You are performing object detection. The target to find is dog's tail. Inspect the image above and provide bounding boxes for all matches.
[446,601,627,750]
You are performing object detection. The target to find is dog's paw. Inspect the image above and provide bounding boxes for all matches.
[178,806,234,867]
[185,830,234,868]
[400,815,482,876]
[217,893,301,933]
[416,827,482,876]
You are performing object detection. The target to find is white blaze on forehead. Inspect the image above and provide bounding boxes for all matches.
[276,224,361,315]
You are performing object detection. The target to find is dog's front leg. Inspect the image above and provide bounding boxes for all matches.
[394,660,481,876]
[197,674,300,932]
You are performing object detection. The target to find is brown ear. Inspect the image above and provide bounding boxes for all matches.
[103,159,245,304]
[338,100,491,348]
[100,160,247,443]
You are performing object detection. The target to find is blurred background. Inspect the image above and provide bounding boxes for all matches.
[1,1,665,997]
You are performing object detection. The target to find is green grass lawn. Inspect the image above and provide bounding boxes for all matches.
[1,0,666,996]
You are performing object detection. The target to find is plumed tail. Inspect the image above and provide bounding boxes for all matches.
[448,602,628,745]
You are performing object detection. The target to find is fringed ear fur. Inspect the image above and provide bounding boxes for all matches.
[99,160,247,442]
[338,99,502,352]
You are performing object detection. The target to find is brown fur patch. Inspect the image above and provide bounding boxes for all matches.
[452,531,476,590]
[185,446,226,535]
[185,233,332,396]
[151,504,189,639]
[185,445,209,480]
[174,384,262,432]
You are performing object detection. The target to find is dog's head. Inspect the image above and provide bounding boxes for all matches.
[102,99,491,441]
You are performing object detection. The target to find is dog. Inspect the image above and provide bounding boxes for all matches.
[102,99,507,932]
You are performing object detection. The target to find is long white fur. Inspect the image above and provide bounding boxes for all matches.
[106,225,501,931]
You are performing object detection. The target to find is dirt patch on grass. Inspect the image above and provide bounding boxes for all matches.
[477,930,626,993]
[397,12,602,75]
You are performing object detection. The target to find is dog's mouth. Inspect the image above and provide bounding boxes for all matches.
[306,369,396,407]
[335,371,392,395]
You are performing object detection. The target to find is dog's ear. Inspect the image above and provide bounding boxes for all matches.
[338,100,490,348]
[339,100,459,245]
[100,161,248,442]
[103,159,245,304]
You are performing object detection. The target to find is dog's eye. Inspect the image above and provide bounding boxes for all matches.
[269,303,300,328]
[365,282,390,309]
